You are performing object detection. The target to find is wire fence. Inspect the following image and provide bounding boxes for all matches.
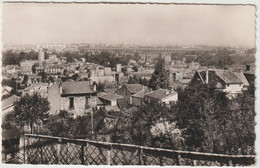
[3,134,255,166]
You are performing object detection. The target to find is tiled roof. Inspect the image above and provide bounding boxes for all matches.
[104,105,121,112]
[2,95,19,110]
[61,81,95,95]
[145,89,177,100]
[98,93,123,101]
[103,88,117,93]
[215,70,243,84]
[125,84,149,94]
[132,90,149,99]
[234,72,249,86]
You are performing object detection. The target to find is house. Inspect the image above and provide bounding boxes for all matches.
[234,72,249,90]
[144,89,178,105]
[2,95,20,118]
[131,90,150,106]
[27,74,42,85]
[60,81,98,117]
[98,93,123,107]
[98,92,123,112]
[190,69,245,95]
[116,84,149,105]
[23,83,49,97]
[176,79,191,89]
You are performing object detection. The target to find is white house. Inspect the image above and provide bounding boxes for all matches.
[144,89,178,105]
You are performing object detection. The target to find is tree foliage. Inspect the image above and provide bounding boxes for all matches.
[14,93,50,133]
[149,56,170,90]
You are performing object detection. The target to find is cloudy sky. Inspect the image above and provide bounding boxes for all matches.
[2,3,256,47]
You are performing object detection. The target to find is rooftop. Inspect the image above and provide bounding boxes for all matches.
[132,90,149,99]
[125,84,149,94]
[2,95,20,111]
[61,81,95,95]
[98,93,123,101]
[145,89,177,100]
[214,70,243,84]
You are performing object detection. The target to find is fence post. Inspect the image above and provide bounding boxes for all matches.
[86,142,89,165]
[107,145,112,165]
[176,153,181,165]
[39,138,43,164]
[81,143,85,165]
[193,159,197,166]
[57,138,62,164]
[138,147,143,165]
[107,145,111,165]
[23,136,26,164]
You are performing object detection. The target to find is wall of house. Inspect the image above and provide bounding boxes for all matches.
[48,84,61,115]
[132,97,143,106]
[161,94,178,104]
[224,84,243,94]
[117,85,131,105]
[61,95,98,116]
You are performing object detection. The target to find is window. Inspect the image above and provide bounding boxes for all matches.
[69,97,74,109]
[85,97,90,109]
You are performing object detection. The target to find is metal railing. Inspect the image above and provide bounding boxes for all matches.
[6,134,255,166]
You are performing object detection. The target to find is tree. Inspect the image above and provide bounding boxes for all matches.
[132,66,138,72]
[14,93,50,133]
[31,64,38,74]
[149,57,170,90]
[22,75,28,84]
[48,76,55,83]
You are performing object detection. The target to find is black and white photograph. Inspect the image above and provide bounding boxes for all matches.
[1,1,258,166]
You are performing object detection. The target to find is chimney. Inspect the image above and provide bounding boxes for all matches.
[93,81,97,92]
[206,70,209,84]
[59,82,62,94]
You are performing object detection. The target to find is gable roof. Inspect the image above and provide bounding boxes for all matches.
[103,88,117,94]
[2,95,20,111]
[98,93,124,101]
[61,81,95,95]
[196,69,243,84]
[125,84,149,94]
[132,90,149,99]
[145,89,177,100]
[215,70,243,84]
[2,86,13,93]
[234,72,249,86]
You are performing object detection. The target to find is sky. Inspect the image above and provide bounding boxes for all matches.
[2,3,256,47]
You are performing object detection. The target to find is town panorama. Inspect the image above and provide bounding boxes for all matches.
[2,43,256,165]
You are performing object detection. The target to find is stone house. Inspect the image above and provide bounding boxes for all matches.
[60,81,99,117]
